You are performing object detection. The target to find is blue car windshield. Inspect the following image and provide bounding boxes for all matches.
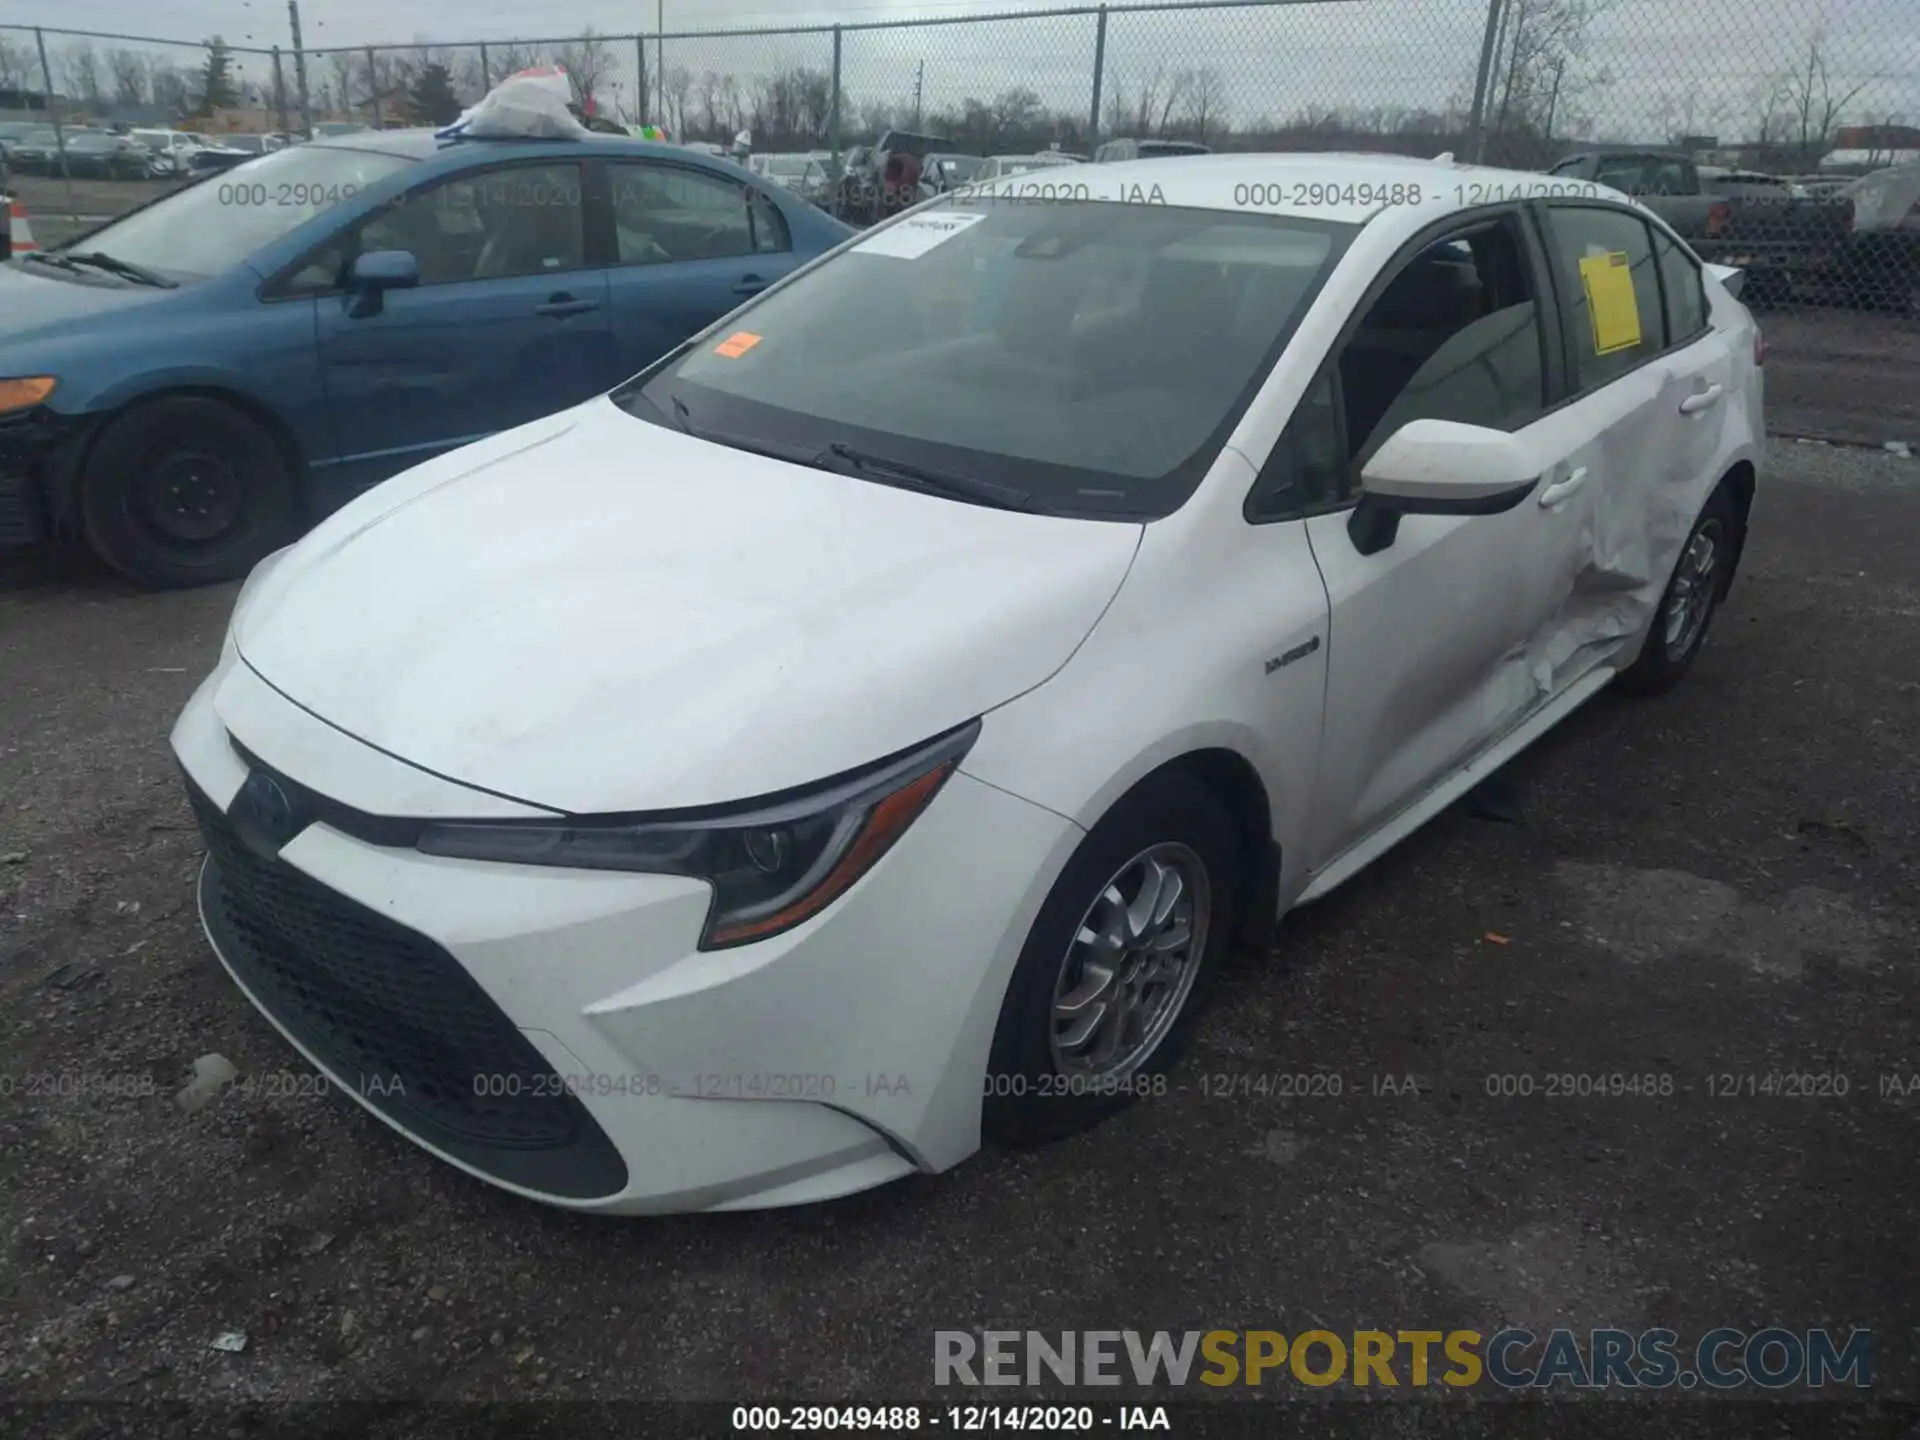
[67,143,416,282]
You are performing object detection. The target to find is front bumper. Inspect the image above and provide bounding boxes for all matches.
[0,408,80,548]
[171,642,1081,1214]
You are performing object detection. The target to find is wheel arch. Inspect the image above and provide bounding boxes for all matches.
[50,384,308,537]
[1105,746,1281,958]
[1716,457,1756,597]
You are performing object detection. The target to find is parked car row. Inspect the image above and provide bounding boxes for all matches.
[0,123,294,181]
[1548,146,1920,314]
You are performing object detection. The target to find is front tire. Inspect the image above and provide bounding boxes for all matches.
[984,771,1240,1145]
[78,396,298,589]
[1616,483,1739,696]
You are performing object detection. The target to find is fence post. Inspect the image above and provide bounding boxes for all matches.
[287,0,313,139]
[1088,5,1108,155]
[635,36,647,126]
[32,27,78,223]
[1464,0,1505,162]
[829,26,842,172]
[480,42,491,91]
[271,48,291,136]
[367,45,381,127]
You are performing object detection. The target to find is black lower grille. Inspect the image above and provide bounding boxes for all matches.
[0,471,47,547]
[188,776,628,1201]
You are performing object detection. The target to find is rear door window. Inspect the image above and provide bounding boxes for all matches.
[1653,227,1708,342]
[1544,204,1665,390]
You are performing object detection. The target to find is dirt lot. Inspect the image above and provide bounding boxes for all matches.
[0,438,1916,1432]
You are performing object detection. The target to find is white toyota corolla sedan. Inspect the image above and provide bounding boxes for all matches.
[173,152,1763,1213]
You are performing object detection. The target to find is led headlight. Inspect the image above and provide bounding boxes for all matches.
[416,720,980,949]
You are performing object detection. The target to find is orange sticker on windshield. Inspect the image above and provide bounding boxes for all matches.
[714,331,762,358]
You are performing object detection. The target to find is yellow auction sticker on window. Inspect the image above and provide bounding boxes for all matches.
[1579,250,1641,355]
[714,331,762,359]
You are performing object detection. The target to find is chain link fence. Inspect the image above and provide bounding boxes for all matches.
[3,3,1917,315]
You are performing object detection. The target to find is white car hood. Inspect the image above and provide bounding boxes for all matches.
[236,398,1141,813]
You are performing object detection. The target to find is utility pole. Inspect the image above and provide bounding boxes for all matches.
[287,0,312,138]
[912,61,923,130]
[1464,0,1506,163]
[1088,5,1108,154]
[271,47,290,136]
[32,27,77,223]
[657,0,666,135]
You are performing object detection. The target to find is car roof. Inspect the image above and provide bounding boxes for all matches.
[978,151,1637,228]
[302,126,765,172]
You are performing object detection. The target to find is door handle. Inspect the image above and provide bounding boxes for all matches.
[732,274,769,295]
[535,295,599,317]
[1678,383,1724,415]
[1537,465,1589,509]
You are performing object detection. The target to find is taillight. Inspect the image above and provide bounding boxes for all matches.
[1753,326,1767,366]
[1706,201,1732,238]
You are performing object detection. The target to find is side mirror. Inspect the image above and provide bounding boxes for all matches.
[350,248,419,290]
[1347,418,1540,556]
[344,249,419,318]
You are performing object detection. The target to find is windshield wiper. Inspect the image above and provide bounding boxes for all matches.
[646,390,824,466]
[821,442,1042,514]
[63,251,178,289]
[21,250,82,274]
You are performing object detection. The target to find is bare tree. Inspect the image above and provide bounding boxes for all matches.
[63,42,107,110]
[662,65,693,138]
[1130,66,1164,138]
[1176,67,1227,142]
[150,63,193,119]
[1153,69,1190,136]
[106,49,149,107]
[552,29,612,112]
[1778,27,1866,166]
[325,51,358,118]
[0,36,34,92]
[1488,0,1606,159]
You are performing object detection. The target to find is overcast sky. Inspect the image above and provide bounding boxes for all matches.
[8,0,1916,143]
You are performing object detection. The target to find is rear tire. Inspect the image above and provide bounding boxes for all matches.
[983,771,1240,1146]
[78,396,298,589]
[1616,483,1739,697]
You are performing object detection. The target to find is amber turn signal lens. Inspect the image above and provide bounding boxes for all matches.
[0,376,57,414]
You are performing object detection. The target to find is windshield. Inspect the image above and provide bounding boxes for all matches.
[767,156,809,176]
[61,143,416,282]
[622,197,1352,519]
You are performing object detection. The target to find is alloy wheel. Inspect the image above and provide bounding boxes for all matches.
[1048,843,1210,1079]
[1663,519,1722,661]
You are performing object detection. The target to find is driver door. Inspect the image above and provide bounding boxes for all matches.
[598,160,800,377]
[308,160,612,496]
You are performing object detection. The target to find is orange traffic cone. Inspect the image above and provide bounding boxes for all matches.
[6,196,37,256]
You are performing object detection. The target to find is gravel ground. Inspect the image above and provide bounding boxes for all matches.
[0,436,1915,1431]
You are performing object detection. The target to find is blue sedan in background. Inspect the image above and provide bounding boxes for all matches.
[0,129,854,587]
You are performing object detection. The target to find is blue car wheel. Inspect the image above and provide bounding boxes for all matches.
[78,396,298,588]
